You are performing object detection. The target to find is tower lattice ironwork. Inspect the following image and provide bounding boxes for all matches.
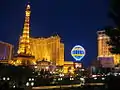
[17,3,31,56]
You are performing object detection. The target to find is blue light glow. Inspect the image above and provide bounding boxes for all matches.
[71,45,85,61]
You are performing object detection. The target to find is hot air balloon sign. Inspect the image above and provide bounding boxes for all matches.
[71,45,85,61]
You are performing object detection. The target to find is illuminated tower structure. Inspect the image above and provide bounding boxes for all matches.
[17,3,31,55]
[13,2,64,66]
[14,3,35,66]
[97,30,120,65]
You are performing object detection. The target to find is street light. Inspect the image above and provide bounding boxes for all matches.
[70,77,74,80]
[32,78,34,81]
[3,77,5,81]
[13,85,16,88]
[80,78,84,81]
[26,82,29,86]
[31,82,34,86]
[29,78,31,81]
[45,66,49,71]
[94,77,97,80]
[102,77,105,80]
[58,78,62,81]
[7,77,10,81]
[34,66,37,68]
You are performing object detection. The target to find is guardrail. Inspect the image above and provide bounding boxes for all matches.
[85,83,105,86]
[32,84,81,89]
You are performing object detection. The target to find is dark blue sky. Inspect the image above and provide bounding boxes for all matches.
[0,0,115,67]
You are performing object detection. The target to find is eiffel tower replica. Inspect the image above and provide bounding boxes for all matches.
[14,2,35,66]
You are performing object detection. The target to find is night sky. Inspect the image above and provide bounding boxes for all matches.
[0,0,115,67]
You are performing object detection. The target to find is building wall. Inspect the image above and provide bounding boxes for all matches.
[58,43,64,66]
[97,30,120,65]
[97,31,111,56]
[30,35,64,66]
[0,41,13,60]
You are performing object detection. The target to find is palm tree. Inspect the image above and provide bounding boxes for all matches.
[105,0,120,54]
[105,27,120,54]
[109,0,120,29]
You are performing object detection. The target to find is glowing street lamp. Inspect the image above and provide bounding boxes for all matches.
[26,82,29,86]
[3,77,6,81]
[7,77,10,80]
[31,82,34,86]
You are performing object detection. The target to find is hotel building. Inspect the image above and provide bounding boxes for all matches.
[97,30,120,65]
[0,41,13,63]
[30,35,64,66]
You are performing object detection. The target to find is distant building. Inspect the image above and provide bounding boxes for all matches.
[97,57,114,68]
[34,60,53,71]
[63,61,74,74]
[63,61,82,74]
[0,41,13,61]
[97,30,120,65]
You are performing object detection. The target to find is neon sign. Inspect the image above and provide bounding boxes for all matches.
[71,45,85,61]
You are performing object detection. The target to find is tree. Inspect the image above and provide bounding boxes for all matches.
[105,26,120,54]
[0,64,34,88]
[105,1,120,89]
[109,0,120,29]
[105,0,120,54]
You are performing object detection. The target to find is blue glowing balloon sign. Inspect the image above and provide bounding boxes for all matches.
[71,45,85,61]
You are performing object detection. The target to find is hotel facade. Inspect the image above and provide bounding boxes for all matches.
[30,36,64,66]
[97,30,120,65]
[0,41,13,63]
